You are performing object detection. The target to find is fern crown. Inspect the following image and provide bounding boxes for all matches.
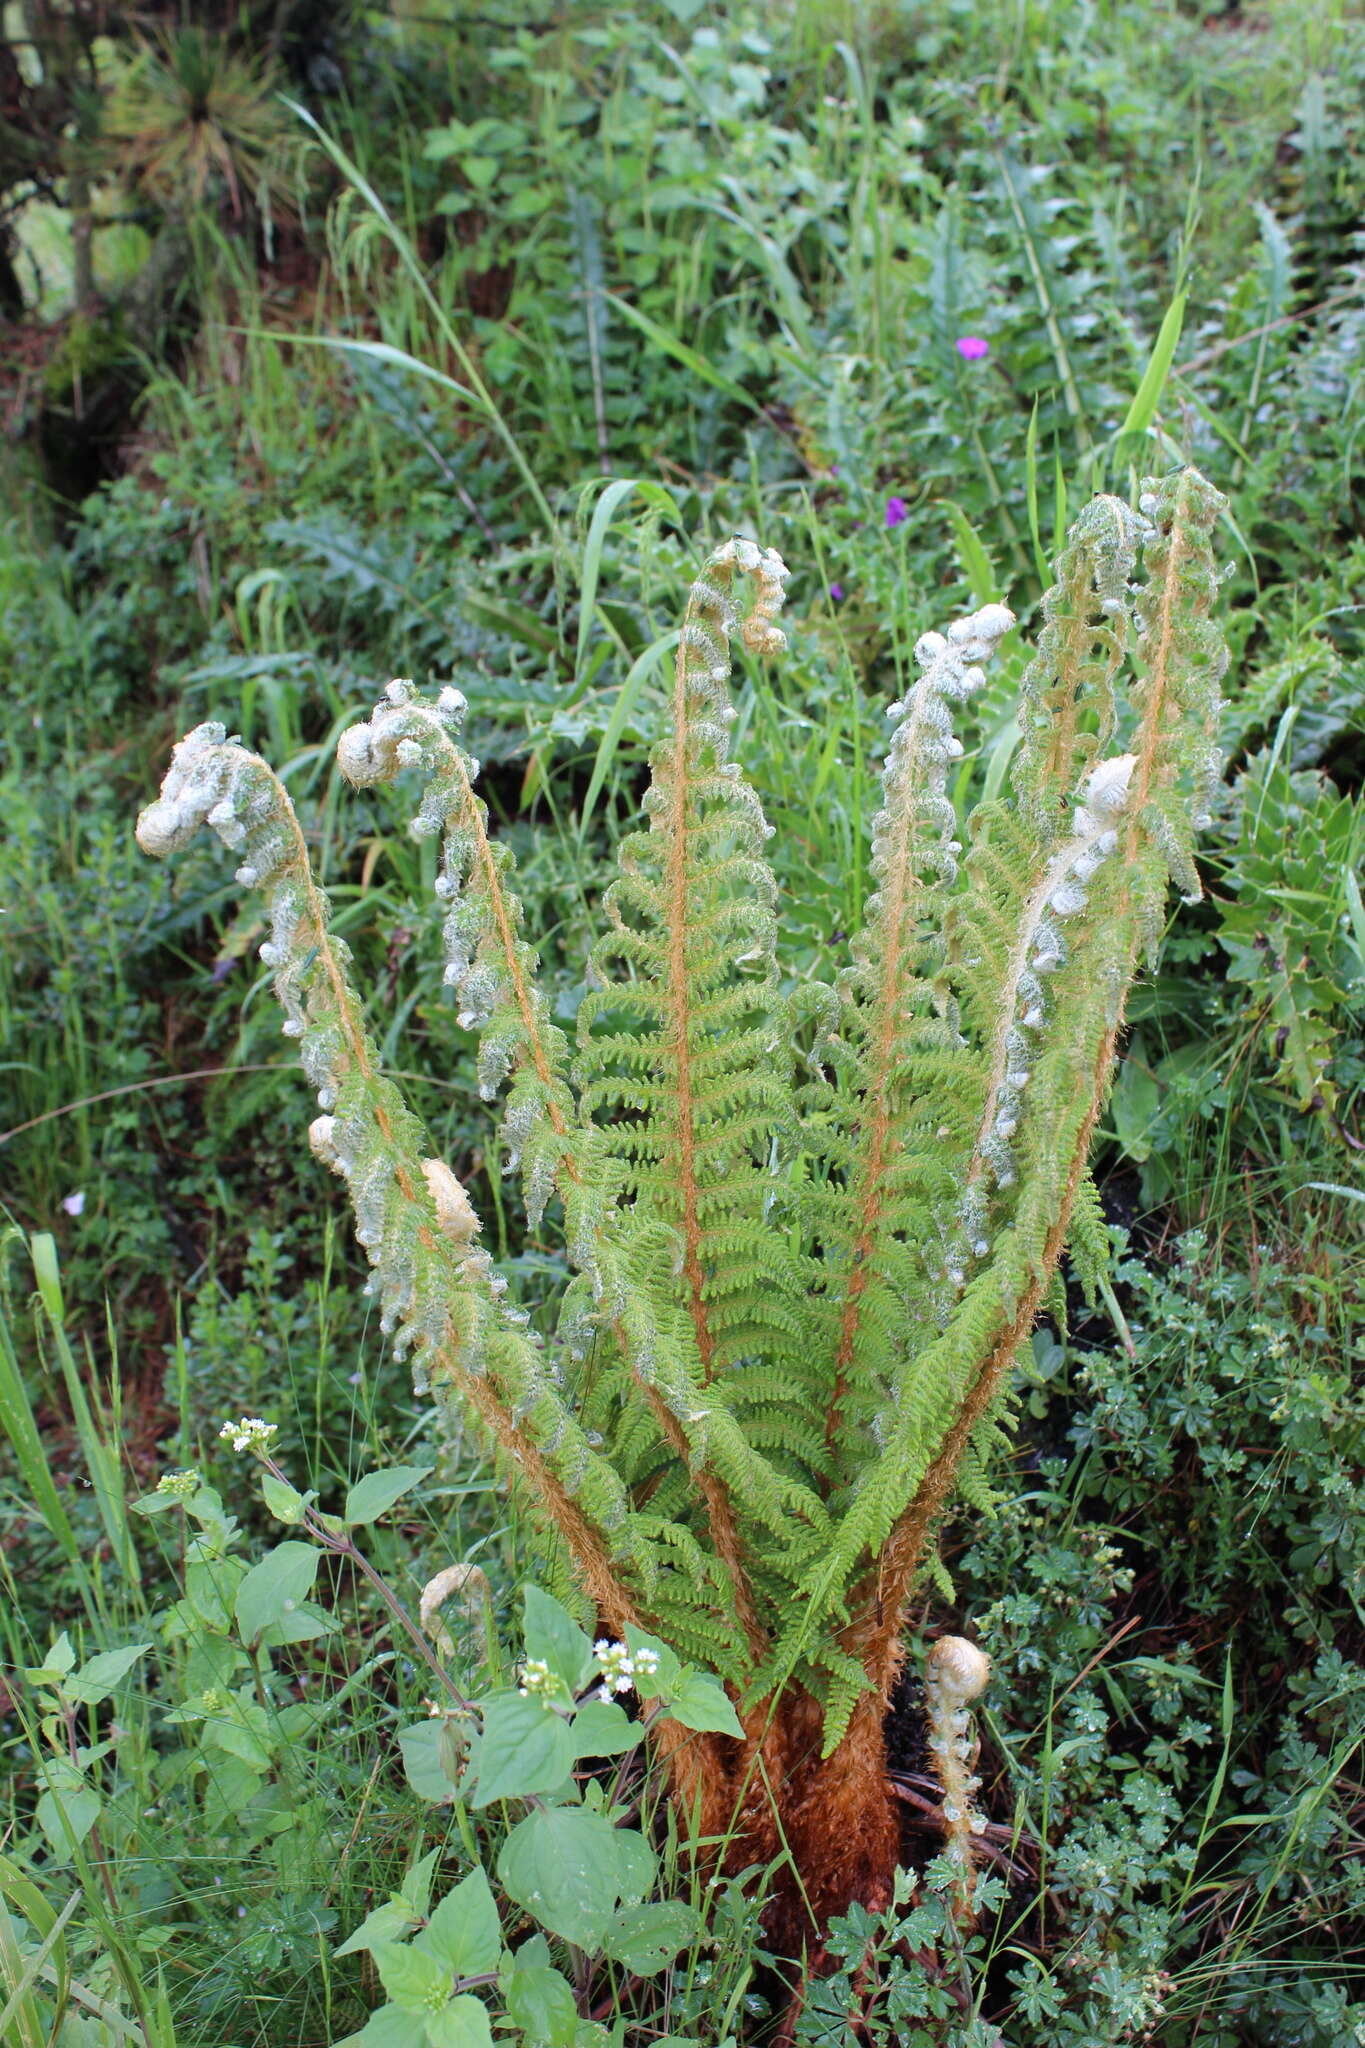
[138,472,1228,1747]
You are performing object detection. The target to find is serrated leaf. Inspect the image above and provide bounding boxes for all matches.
[372,1939,451,2015]
[502,1938,578,2047]
[400,1847,443,1918]
[261,1473,309,1524]
[472,1694,575,1807]
[336,1898,421,1958]
[26,1633,76,1684]
[344,1465,433,1526]
[418,1867,500,1979]
[331,2007,426,2048]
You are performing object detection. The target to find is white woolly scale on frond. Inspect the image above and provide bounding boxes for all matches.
[138,722,648,1604]
[1012,493,1146,839]
[1131,471,1230,915]
[947,752,1140,1283]
[809,604,1014,1480]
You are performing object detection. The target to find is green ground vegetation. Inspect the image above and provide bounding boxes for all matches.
[1,2,1363,2044]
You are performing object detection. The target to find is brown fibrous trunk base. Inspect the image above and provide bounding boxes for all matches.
[656,1682,902,1962]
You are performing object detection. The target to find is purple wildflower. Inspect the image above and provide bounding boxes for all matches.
[956,335,989,362]
[830,582,844,601]
[885,496,909,529]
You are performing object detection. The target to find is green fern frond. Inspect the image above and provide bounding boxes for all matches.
[814,604,1016,1474]
[1013,493,1143,837]
[577,538,815,1396]
[138,471,1232,1793]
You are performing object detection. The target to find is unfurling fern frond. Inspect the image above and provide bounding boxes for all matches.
[138,475,1230,1922]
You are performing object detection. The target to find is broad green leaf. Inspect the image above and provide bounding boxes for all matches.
[24,1633,76,1686]
[398,1721,461,1803]
[662,1671,743,1738]
[336,1898,421,1958]
[472,1694,575,1807]
[612,1827,656,1907]
[522,1585,595,1695]
[1113,1041,1160,1163]
[35,1784,102,1860]
[502,1938,578,2048]
[201,1699,273,1772]
[571,1699,639,1759]
[400,1848,444,1919]
[234,1541,321,1645]
[498,1807,643,1948]
[130,1488,179,1516]
[372,1939,451,2016]
[599,1901,700,1974]
[338,2001,430,2047]
[424,1995,495,2048]
[418,1867,500,1979]
[344,1465,433,1526]
[261,1473,309,1524]
[261,1600,339,1645]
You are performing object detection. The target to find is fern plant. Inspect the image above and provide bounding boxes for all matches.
[137,472,1228,1942]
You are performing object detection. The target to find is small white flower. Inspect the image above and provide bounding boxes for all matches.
[593,1639,637,1694]
[219,1417,278,1455]
[61,1191,85,1217]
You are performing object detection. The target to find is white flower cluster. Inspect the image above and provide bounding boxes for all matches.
[218,1417,278,1455]
[593,1638,661,1696]
[518,1656,555,1698]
